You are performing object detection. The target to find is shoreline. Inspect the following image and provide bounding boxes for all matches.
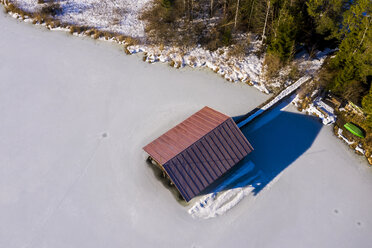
[1,0,370,166]
[0,0,270,93]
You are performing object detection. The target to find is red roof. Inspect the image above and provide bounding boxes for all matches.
[143,106,253,201]
[144,106,230,165]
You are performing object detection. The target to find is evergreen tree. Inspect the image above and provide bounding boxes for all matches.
[267,9,297,62]
[329,0,371,99]
[306,0,347,40]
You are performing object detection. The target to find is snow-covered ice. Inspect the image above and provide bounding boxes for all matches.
[1,11,372,248]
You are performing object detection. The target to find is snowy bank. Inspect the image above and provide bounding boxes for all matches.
[2,0,329,96]
[9,0,148,37]
[1,0,268,93]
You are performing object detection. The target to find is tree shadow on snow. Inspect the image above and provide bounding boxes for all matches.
[201,104,323,196]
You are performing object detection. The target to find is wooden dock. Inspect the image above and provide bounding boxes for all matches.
[236,76,312,128]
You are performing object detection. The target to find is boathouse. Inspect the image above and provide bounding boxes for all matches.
[143,106,253,202]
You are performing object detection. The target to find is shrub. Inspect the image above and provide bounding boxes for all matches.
[124,37,138,46]
[93,30,102,39]
[264,53,282,79]
[85,29,95,36]
[221,28,232,46]
[228,43,247,59]
[41,3,62,17]
[33,13,45,24]
[116,35,126,42]
[124,46,131,54]
[77,26,89,34]
[288,64,300,81]
[4,3,21,14]
[69,26,77,34]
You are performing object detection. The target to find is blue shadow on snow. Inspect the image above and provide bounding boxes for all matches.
[200,101,323,196]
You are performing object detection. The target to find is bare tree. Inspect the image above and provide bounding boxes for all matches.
[353,17,371,54]
[223,0,227,17]
[234,0,240,29]
[248,0,255,31]
[190,0,193,21]
[210,0,214,17]
[262,0,270,42]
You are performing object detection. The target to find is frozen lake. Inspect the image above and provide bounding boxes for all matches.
[1,10,372,248]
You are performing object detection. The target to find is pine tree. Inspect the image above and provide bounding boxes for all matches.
[306,0,346,40]
[330,0,371,97]
[267,9,297,62]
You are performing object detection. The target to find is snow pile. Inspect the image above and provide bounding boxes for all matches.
[188,162,266,219]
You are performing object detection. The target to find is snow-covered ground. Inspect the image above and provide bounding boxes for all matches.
[9,0,149,37]
[1,11,372,248]
[127,42,269,93]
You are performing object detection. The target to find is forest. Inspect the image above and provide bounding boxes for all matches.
[141,0,371,127]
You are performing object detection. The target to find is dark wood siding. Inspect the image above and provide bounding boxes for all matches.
[163,118,252,202]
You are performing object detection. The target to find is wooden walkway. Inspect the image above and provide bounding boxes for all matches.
[237,76,312,128]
